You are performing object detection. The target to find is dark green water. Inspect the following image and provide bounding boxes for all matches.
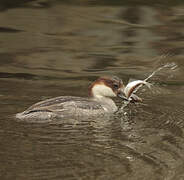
[0,1,184,180]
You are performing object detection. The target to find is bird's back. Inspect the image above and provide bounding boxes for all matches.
[16,96,106,120]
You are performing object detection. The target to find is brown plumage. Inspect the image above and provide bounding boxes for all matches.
[88,76,124,97]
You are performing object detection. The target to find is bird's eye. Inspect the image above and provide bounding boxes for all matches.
[113,84,119,89]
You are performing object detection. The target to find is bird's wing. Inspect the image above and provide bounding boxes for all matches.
[24,96,102,114]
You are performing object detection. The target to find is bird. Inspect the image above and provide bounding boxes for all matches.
[15,76,128,120]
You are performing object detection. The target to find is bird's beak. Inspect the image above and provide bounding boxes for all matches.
[117,89,128,101]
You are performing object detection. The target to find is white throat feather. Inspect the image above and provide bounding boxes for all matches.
[91,84,116,98]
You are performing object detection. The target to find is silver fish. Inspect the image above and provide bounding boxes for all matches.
[123,80,151,102]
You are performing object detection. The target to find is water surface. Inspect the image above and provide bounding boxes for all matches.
[0,1,184,180]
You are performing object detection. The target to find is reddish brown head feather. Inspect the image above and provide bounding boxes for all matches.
[88,76,124,97]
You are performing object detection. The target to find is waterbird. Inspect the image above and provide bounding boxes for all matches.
[16,76,128,120]
[16,76,149,120]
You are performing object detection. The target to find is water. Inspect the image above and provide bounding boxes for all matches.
[0,1,184,180]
